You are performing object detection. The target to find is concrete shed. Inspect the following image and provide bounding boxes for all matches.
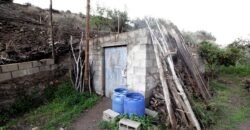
[90,29,159,102]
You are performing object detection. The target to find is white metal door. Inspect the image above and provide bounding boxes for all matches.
[104,46,127,97]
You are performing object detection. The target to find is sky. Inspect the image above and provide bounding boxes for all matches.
[14,0,250,46]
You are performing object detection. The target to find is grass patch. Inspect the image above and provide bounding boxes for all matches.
[192,64,250,130]
[2,81,100,130]
[207,75,250,130]
[0,86,51,125]
[191,81,231,128]
[220,64,250,77]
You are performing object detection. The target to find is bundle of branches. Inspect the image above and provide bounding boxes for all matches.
[146,18,210,130]
[69,34,94,94]
[69,34,85,92]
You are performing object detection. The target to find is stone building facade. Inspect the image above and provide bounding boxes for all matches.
[90,29,159,101]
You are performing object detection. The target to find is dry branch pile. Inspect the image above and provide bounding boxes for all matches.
[69,34,95,94]
[146,18,210,130]
[69,35,85,92]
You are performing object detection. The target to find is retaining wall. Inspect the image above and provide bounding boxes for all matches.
[0,58,70,108]
[0,59,56,82]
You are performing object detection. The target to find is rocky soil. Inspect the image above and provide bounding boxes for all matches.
[0,2,84,65]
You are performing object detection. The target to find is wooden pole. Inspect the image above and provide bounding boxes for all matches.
[50,0,55,61]
[156,21,201,130]
[84,0,90,88]
[169,29,210,100]
[117,14,120,33]
[145,19,177,129]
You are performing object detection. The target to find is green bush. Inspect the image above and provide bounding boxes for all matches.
[199,41,221,77]
[217,47,244,66]
[199,41,244,78]
[199,41,220,64]
[91,6,130,33]
[130,115,156,129]
[199,41,244,67]
[99,120,119,130]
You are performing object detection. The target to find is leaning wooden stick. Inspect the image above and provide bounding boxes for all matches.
[145,19,177,129]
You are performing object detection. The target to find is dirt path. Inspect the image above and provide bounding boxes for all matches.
[209,76,250,130]
[239,120,250,130]
[71,97,111,130]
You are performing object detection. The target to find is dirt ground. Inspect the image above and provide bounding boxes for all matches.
[239,120,250,130]
[71,97,111,130]
[209,76,250,130]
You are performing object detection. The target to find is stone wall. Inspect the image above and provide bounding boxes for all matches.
[0,59,55,82]
[145,44,160,100]
[0,58,70,107]
[126,31,148,95]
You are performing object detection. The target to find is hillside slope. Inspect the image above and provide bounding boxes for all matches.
[0,2,84,64]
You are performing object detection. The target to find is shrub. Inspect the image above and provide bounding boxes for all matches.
[99,114,158,130]
[91,6,130,33]
[217,47,244,66]
[199,41,220,77]
[199,41,244,78]
[99,120,118,130]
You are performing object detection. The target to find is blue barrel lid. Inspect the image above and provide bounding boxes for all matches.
[125,92,144,100]
[113,87,128,95]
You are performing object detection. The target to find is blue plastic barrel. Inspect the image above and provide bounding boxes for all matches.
[112,87,128,114]
[124,92,145,117]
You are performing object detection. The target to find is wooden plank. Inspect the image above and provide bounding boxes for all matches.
[168,29,211,100]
